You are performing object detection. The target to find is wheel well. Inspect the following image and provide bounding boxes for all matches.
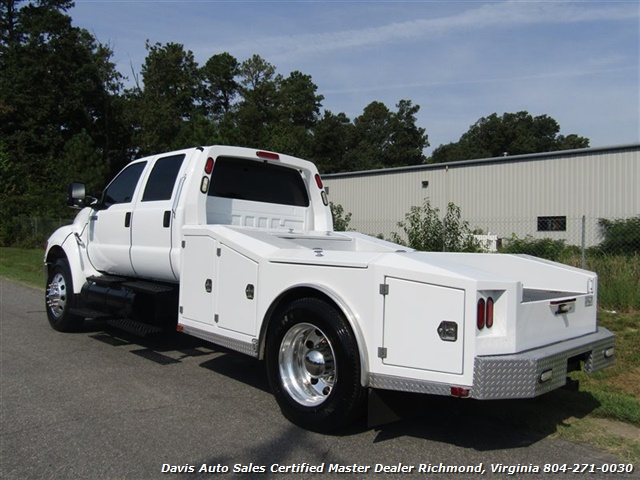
[258,286,354,361]
[45,246,67,271]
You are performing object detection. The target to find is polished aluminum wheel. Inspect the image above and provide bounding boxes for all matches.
[46,272,68,319]
[279,322,336,406]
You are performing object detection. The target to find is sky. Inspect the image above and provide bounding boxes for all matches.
[71,0,640,156]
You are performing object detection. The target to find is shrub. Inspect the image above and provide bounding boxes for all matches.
[597,216,640,255]
[330,202,352,232]
[390,199,482,252]
[499,234,571,261]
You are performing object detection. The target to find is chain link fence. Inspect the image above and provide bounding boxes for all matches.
[0,216,75,248]
[352,213,640,311]
[3,213,638,310]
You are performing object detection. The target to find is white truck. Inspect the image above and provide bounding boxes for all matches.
[45,145,615,432]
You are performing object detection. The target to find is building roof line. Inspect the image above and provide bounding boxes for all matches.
[322,143,640,179]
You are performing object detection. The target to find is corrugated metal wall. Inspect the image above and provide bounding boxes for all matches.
[323,145,640,247]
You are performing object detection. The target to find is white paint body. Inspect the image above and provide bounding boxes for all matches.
[46,146,611,397]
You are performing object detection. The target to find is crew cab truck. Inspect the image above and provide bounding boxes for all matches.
[45,145,615,432]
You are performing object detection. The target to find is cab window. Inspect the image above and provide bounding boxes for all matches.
[208,157,309,207]
[142,154,185,202]
[103,162,146,206]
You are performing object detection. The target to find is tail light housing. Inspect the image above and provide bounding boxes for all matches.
[477,296,494,330]
[486,297,494,328]
[477,298,485,330]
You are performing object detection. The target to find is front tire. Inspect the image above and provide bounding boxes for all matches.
[266,297,365,432]
[46,258,83,332]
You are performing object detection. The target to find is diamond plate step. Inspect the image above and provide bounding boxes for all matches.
[107,318,163,337]
[86,275,125,287]
[69,308,111,319]
[121,281,175,294]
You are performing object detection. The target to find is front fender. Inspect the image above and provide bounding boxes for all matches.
[45,210,98,294]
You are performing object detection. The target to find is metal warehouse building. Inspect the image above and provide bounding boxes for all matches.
[322,143,640,248]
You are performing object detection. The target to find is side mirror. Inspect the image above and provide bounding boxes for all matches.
[67,182,86,209]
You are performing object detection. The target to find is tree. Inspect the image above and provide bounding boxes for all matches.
[233,54,279,147]
[341,100,428,172]
[430,111,589,163]
[0,0,125,238]
[277,70,323,129]
[127,41,205,155]
[310,110,354,173]
[201,52,239,120]
[385,99,429,167]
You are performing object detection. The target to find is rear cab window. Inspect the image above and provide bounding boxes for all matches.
[208,157,309,207]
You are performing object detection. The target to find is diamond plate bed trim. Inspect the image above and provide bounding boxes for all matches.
[367,374,452,396]
[472,327,615,399]
[368,328,614,400]
[180,324,258,357]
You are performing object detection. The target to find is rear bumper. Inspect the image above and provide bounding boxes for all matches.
[472,327,615,399]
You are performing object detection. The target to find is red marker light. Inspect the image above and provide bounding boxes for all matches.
[315,174,323,189]
[450,386,470,398]
[205,157,214,174]
[256,151,280,161]
[477,298,486,330]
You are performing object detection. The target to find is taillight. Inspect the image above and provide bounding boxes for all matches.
[256,150,279,161]
[450,386,470,398]
[477,298,485,330]
[204,157,214,174]
[486,297,494,328]
[314,173,323,189]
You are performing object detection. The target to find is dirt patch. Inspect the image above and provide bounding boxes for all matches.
[605,367,640,397]
[593,418,640,442]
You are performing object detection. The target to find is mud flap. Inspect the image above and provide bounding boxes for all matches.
[367,389,423,428]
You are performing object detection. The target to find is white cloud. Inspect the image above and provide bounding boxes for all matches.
[214,1,638,62]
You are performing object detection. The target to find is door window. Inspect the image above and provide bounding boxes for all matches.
[142,154,186,202]
[103,162,147,206]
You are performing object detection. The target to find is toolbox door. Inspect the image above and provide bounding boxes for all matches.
[383,277,465,375]
[216,245,259,336]
[180,235,217,325]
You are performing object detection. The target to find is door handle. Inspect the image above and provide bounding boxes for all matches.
[124,212,131,228]
[163,210,171,228]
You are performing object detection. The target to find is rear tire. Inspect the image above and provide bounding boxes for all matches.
[46,258,84,332]
[266,297,365,432]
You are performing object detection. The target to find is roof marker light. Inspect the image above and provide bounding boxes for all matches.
[256,150,280,161]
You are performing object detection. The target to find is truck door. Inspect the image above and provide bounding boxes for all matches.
[130,153,189,281]
[87,161,147,276]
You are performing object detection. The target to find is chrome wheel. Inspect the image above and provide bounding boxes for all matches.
[279,322,336,406]
[45,258,83,332]
[46,272,68,319]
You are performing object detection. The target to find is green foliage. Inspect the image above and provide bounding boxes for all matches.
[343,100,428,171]
[597,216,640,255]
[499,234,572,261]
[0,0,127,243]
[329,203,352,232]
[431,111,589,162]
[390,199,481,252]
[586,254,640,312]
[126,41,205,155]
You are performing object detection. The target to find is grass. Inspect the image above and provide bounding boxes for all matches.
[0,247,45,288]
[2,247,639,461]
